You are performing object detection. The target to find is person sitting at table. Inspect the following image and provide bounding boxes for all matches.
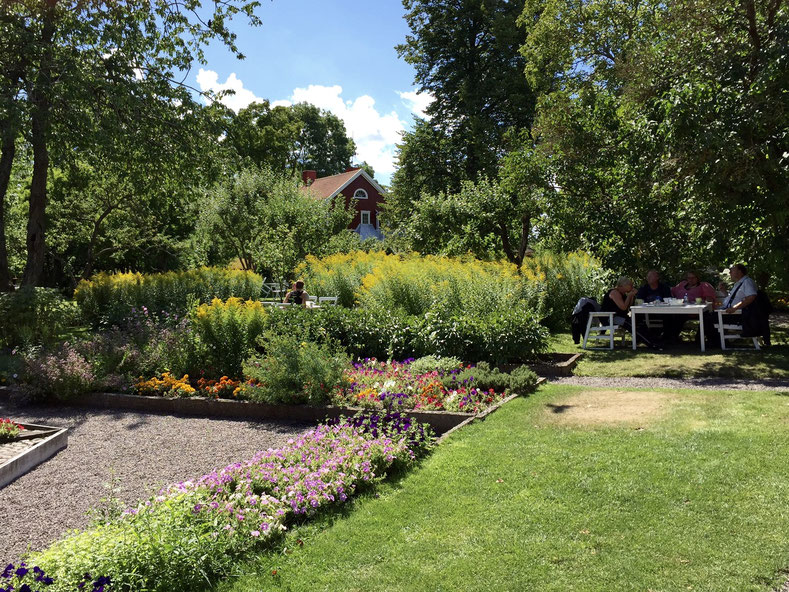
[664,270,716,343]
[601,276,662,349]
[283,280,309,307]
[704,263,762,347]
[671,270,716,303]
[636,269,672,303]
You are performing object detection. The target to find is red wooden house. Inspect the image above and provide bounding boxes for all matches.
[301,167,385,240]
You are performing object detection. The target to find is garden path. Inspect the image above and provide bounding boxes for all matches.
[0,391,310,563]
[551,375,789,391]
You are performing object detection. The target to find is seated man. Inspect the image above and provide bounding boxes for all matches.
[705,264,763,347]
[636,269,672,302]
[636,269,671,341]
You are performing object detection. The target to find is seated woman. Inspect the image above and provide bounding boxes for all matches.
[283,280,309,307]
[601,276,662,349]
[665,271,716,342]
[671,270,716,302]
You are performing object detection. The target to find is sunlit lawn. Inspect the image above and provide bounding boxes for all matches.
[547,313,789,379]
[213,384,789,592]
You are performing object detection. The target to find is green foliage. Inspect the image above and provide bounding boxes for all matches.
[242,334,350,405]
[33,494,242,592]
[74,267,263,327]
[443,362,539,395]
[0,287,81,348]
[397,0,535,181]
[298,250,608,330]
[518,0,789,285]
[191,297,269,379]
[197,166,354,284]
[227,101,356,177]
[408,355,463,375]
[22,342,96,401]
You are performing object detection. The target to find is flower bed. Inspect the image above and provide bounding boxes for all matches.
[0,418,24,442]
[21,413,433,592]
[333,359,506,413]
[130,358,539,417]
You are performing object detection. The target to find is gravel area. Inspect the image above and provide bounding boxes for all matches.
[0,390,311,563]
[550,376,789,391]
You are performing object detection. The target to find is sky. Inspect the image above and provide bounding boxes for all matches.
[194,0,432,185]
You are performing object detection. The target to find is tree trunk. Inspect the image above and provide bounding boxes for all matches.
[0,126,15,292]
[21,8,56,287]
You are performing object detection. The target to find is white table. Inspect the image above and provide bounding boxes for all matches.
[630,303,712,352]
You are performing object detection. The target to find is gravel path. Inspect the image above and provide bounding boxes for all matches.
[550,375,789,391]
[0,391,311,563]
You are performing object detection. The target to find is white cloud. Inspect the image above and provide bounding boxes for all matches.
[277,84,406,178]
[398,90,434,120]
[196,68,264,112]
[195,69,433,180]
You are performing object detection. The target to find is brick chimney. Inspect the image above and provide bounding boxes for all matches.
[302,170,317,185]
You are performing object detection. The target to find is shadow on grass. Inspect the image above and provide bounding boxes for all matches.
[546,403,574,413]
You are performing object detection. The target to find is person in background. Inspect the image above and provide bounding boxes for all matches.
[665,271,716,343]
[601,276,662,349]
[672,271,716,303]
[704,264,760,347]
[636,269,672,303]
[283,280,309,307]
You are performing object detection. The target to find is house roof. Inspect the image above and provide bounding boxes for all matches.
[301,168,386,200]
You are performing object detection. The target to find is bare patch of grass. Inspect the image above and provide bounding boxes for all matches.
[542,389,677,426]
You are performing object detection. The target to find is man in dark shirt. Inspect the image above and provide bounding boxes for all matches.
[636,269,672,302]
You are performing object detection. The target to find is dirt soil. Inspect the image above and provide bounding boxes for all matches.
[542,389,678,426]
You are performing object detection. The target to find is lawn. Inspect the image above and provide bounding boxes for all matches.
[212,383,789,592]
[547,312,789,379]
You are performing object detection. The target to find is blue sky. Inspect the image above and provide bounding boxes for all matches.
[195,0,432,184]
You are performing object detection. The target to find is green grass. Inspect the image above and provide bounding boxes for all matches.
[547,314,789,379]
[213,384,789,592]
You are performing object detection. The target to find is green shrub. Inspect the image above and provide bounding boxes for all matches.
[74,267,263,326]
[408,355,464,375]
[508,365,539,395]
[0,287,82,348]
[242,334,350,405]
[22,343,96,401]
[440,362,539,396]
[32,494,246,592]
[191,297,268,378]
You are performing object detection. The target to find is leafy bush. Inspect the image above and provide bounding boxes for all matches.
[297,250,609,330]
[407,355,463,375]
[22,343,96,401]
[242,334,350,405]
[0,287,82,348]
[263,306,546,364]
[508,365,540,395]
[74,267,263,326]
[191,297,268,378]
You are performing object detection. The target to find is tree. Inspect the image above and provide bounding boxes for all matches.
[197,167,355,285]
[519,0,789,282]
[227,101,356,177]
[0,0,261,287]
[397,0,536,181]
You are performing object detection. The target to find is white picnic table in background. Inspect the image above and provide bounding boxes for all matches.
[630,303,712,352]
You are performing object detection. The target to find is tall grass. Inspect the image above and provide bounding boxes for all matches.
[297,251,608,329]
[74,267,263,326]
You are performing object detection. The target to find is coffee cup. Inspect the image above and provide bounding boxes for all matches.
[695,297,702,304]
[635,298,644,305]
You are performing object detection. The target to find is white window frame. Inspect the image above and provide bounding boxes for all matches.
[360,210,371,225]
[353,188,368,200]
